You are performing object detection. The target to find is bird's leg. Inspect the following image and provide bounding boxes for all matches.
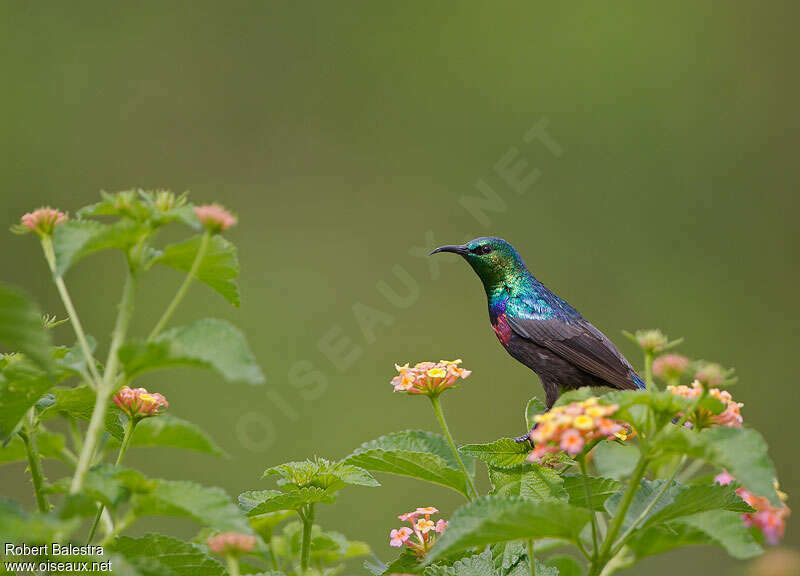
[514,431,534,446]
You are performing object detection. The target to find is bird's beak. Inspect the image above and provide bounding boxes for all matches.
[430,244,469,256]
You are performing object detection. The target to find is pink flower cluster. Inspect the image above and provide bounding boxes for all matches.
[112,386,169,420]
[19,207,68,236]
[652,354,690,381]
[526,397,629,462]
[389,507,448,558]
[667,380,743,428]
[715,471,790,545]
[390,360,471,397]
[194,203,237,232]
[206,532,257,556]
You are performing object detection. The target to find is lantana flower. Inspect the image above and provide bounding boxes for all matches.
[667,380,743,428]
[390,360,471,397]
[693,362,732,387]
[206,532,257,556]
[113,386,169,421]
[526,397,629,462]
[652,354,690,381]
[633,329,669,354]
[195,203,237,233]
[388,507,447,557]
[17,208,68,237]
[715,471,790,545]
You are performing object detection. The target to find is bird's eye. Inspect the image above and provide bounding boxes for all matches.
[471,245,493,255]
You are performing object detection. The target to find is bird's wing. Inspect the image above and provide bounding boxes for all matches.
[505,301,641,391]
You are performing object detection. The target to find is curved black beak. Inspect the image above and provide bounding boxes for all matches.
[430,244,469,256]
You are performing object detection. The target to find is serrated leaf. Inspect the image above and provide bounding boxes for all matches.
[0,429,65,465]
[0,498,79,544]
[119,319,264,385]
[49,464,153,511]
[425,549,497,576]
[263,457,379,493]
[345,430,474,497]
[116,414,225,456]
[591,441,638,480]
[0,283,53,373]
[525,397,547,431]
[0,362,55,441]
[654,426,780,505]
[108,534,226,576]
[544,555,583,576]
[640,482,755,528]
[562,474,622,510]
[153,235,240,306]
[40,386,126,440]
[460,438,531,470]
[627,510,762,560]
[53,220,149,275]
[424,496,591,563]
[490,466,567,502]
[133,480,252,533]
[238,488,335,515]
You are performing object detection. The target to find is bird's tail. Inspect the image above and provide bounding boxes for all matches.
[632,372,647,390]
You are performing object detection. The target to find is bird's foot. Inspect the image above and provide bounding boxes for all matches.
[514,431,534,448]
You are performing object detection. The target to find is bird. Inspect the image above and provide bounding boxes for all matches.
[431,236,645,441]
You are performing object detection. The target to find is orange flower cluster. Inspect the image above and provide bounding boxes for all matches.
[667,380,743,428]
[526,397,628,462]
[715,471,790,545]
[113,386,169,421]
[205,532,257,556]
[390,360,471,397]
[389,507,447,558]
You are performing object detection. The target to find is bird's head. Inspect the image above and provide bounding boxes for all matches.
[431,236,528,289]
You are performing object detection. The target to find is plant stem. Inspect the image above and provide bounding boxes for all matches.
[87,419,137,543]
[300,503,315,574]
[226,555,241,576]
[40,236,102,388]
[19,423,49,513]
[644,352,655,391]
[610,455,686,557]
[593,454,649,574]
[147,230,210,341]
[579,457,599,560]
[526,539,535,576]
[71,270,136,494]
[429,395,478,501]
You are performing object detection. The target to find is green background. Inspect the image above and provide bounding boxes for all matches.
[1,2,798,573]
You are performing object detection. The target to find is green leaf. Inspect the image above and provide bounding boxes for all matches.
[153,234,240,306]
[654,426,780,505]
[119,414,225,456]
[0,361,55,440]
[0,429,65,465]
[49,464,153,511]
[53,220,149,275]
[544,555,583,576]
[562,474,622,511]
[627,510,762,560]
[525,397,547,431]
[489,466,567,502]
[0,498,79,544]
[424,496,591,563]
[425,549,497,576]
[133,480,252,533]
[40,386,126,440]
[109,534,226,576]
[591,441,638,480]
[238,488,335,515]
[0,283,53,372]
[642,483,755,528]
[119,319,264,385]
[344,430,474,497]
[460,438,531,470]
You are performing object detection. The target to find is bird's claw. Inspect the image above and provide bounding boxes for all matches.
[514,431,534,448]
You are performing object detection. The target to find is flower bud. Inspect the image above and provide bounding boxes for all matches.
[17,208,67,237]
[206,532,256,556]
[112,386,168,421]
[194,203,237,233]
[652,354,690,381]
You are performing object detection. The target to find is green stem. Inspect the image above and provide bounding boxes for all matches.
[593,454,649,574]
[226,555,241,576]
[19,423,49,513]
[429,395,478,501]
[147,230,210,341]
[87,419,137,543]
[579,457,599,560]
[526,539,535,576]
[41,236,103,388]
[300,503,315,573]
[644,352,655,391]
[71,270,136,494]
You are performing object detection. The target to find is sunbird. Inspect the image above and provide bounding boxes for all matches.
[432,236,645,441]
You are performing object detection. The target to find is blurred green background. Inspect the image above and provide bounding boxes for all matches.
[2,1,798,573]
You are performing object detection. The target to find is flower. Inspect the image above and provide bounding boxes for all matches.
[714,472,790,545]
[527,397,629,463]
[206,532,256,556]
[668,380,743,428]
[112,386,168,421]
[18,207,67,237]
[390,360,471,397]
[194,203,237,233]
[652,354,690,381]
[693,362,731,387]
[389,507,447,557]
[634,329,669,354]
